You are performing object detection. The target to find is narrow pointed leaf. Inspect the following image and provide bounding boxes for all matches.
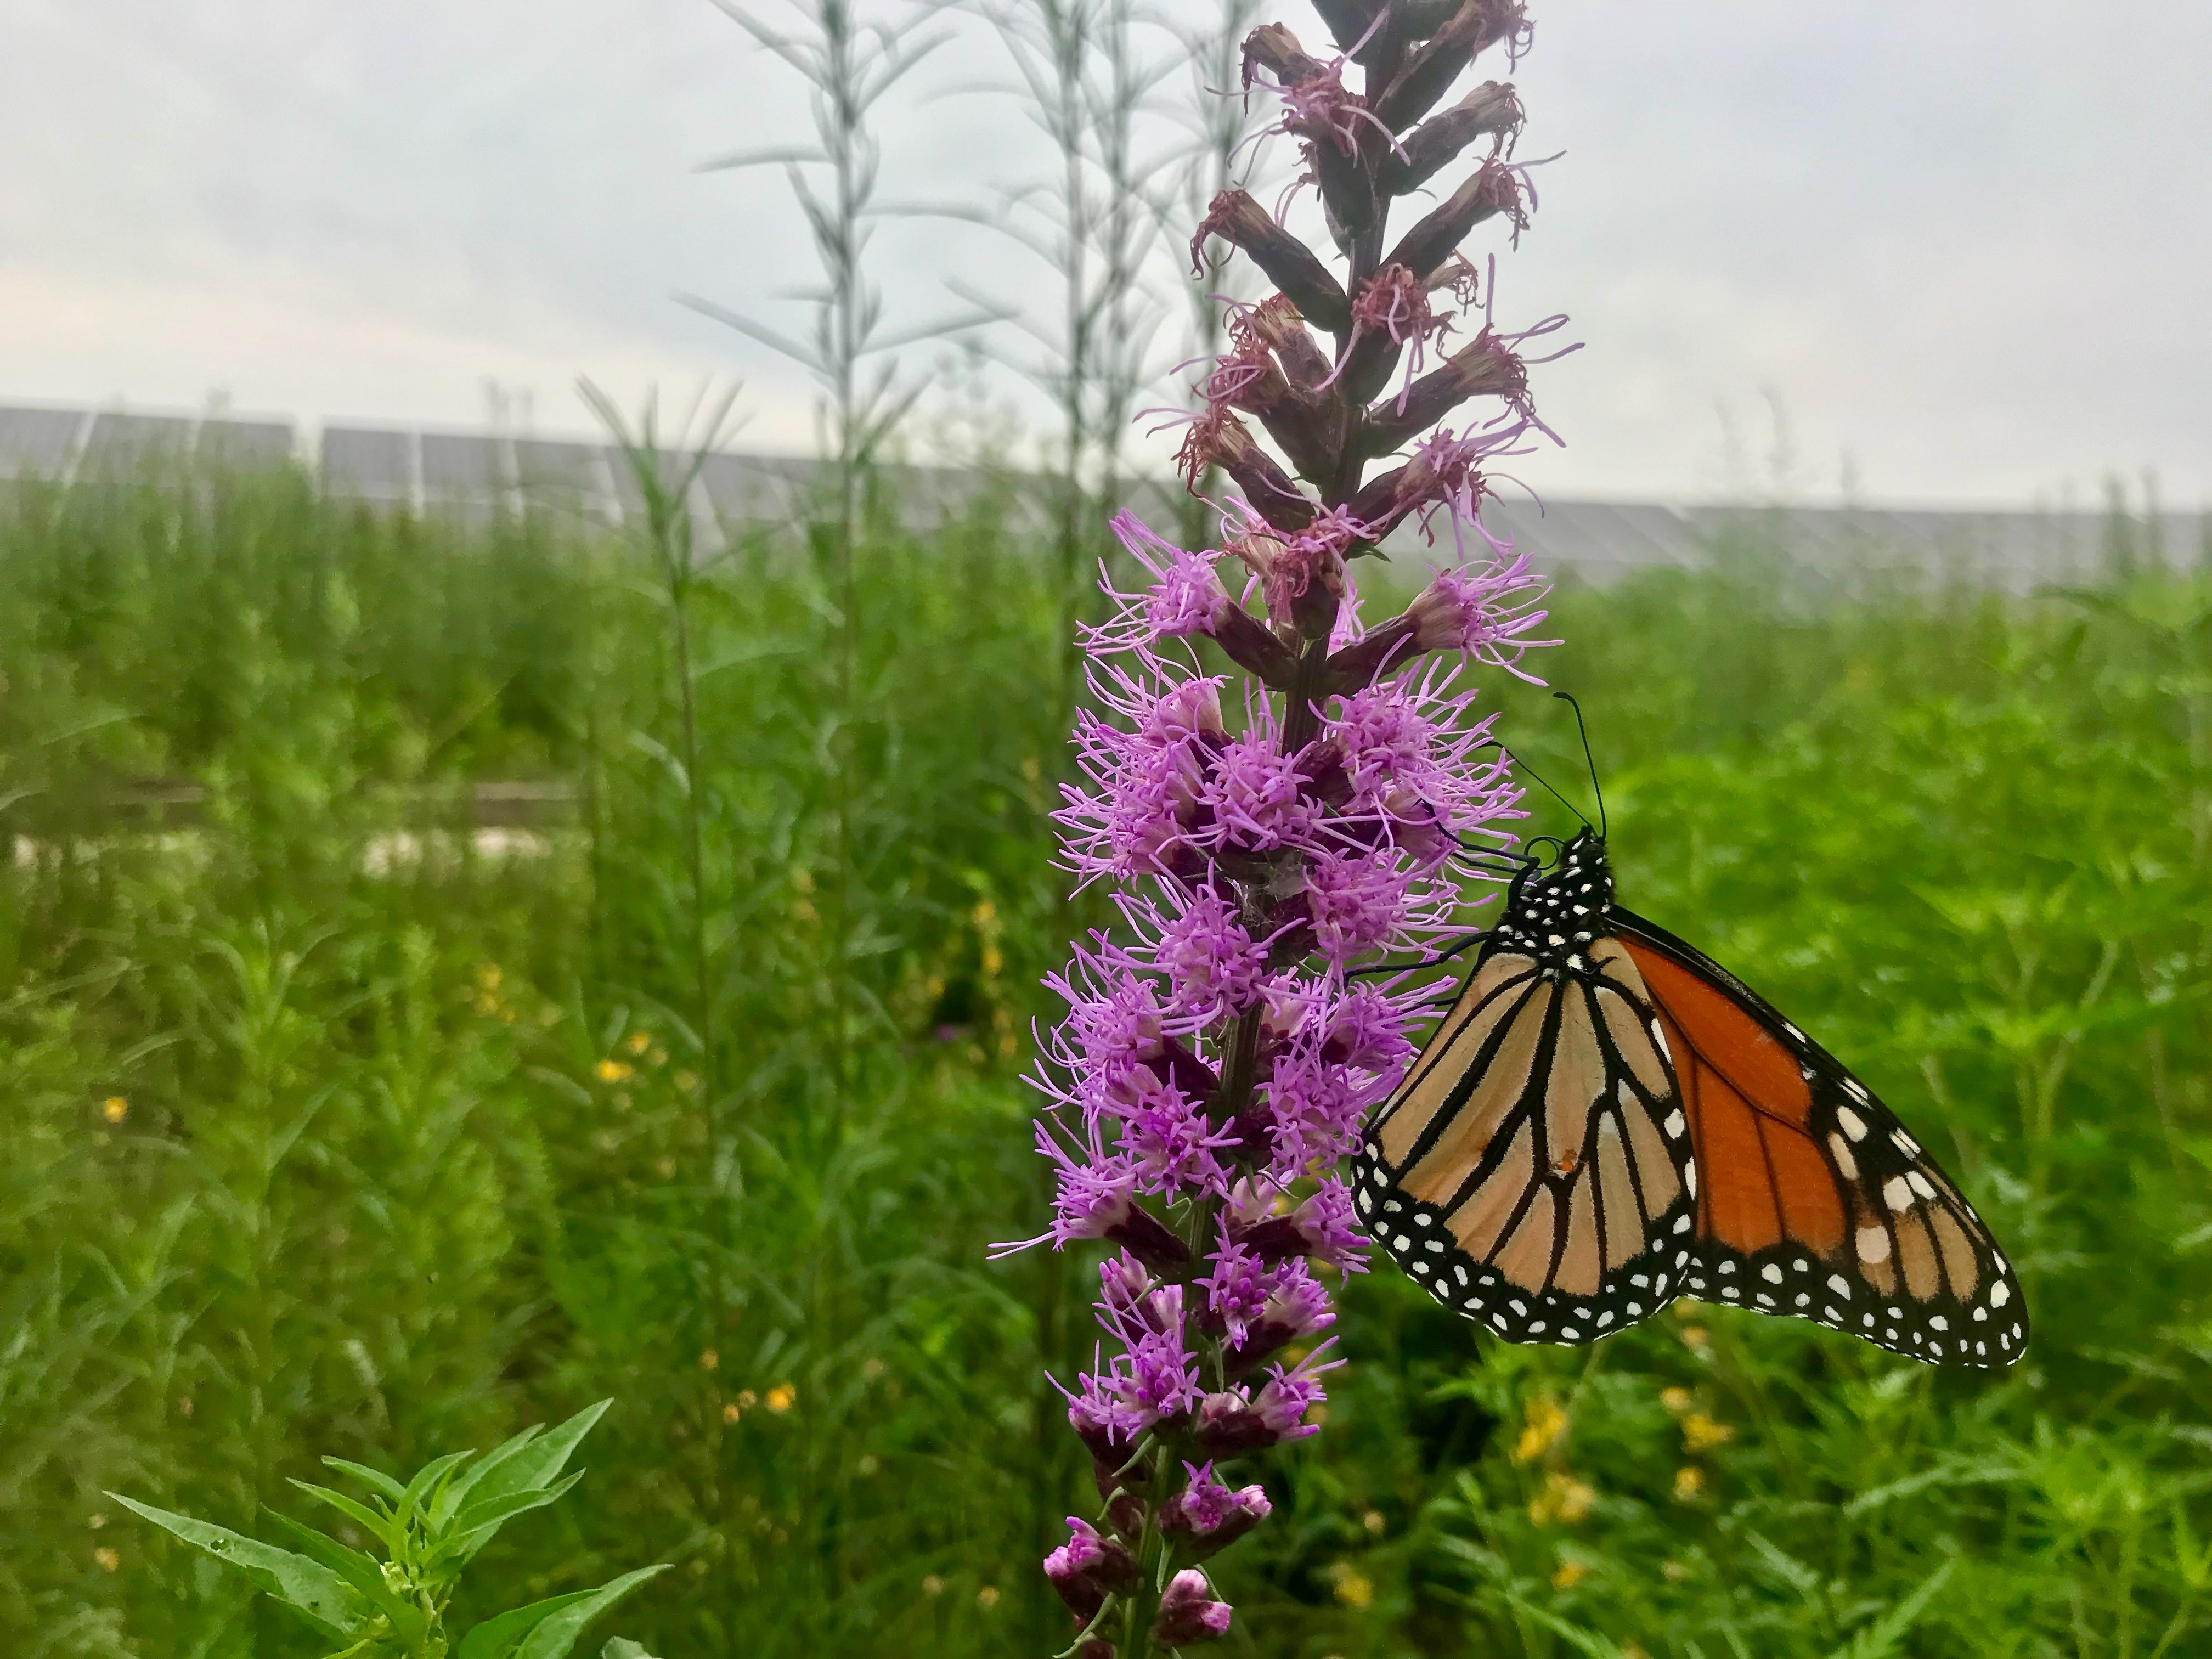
[106,1493,370,1639]
[320,1457,407,1505]
[287,1479,399,1549]
[462,1401,608,1510]
[262,1511,413,1627]
[394,1449,476,1541]
[440,1470,586,1565]
[454,1589,601,1659]
[515,1567,670,1659]
[431,1433,539,1531]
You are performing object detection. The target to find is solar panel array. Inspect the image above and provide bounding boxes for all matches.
[1,398,2199,590]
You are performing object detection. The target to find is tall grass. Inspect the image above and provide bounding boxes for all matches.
[1,462,2208,1657]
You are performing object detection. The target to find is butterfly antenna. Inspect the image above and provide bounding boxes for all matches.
[1503,744,1591,833]
[1554,691,1607,838]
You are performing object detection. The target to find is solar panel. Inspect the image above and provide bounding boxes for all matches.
[200,419,296,469]
[513,437,607,494]
[419,432,507,498]
[79,411,196,473]
[0,404,88,477]
[323,426,416,501]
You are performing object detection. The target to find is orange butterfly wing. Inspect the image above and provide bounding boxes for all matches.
[1614,910,2028,1368]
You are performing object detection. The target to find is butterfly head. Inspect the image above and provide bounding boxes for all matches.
[1494,828,1615,964]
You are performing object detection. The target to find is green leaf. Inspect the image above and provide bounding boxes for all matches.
[434,1469,585,1564]
[601,1641,662,1658]
[434,1424,543,1526]
[1832,1558,1956,1659]
[287,1478,400,1550]
[320,1457,407,1505]
[262,1511,414,1629]
[106,1493,370,1640]
[393,1448,477,1543]
[514,1567,668,1659]
[479,1402,609,1504]
[453,1589,601,1659]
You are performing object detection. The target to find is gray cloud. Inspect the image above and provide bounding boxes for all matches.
[2,0,2205,505]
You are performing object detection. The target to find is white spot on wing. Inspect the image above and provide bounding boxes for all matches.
[1663,1109,1685,1138]
[1883,1176,1913,1212]
[1856,1226,1891,1264]
[1828,1133,1858,1180]
[1836,1105,1867,1141]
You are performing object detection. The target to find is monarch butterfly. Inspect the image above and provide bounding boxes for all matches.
[1353,708,2027,1369]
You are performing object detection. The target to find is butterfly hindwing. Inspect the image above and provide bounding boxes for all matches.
[1355,935,1699,1345]
[1615,910,2029,1368]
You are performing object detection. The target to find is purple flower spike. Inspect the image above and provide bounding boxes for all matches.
[1152,1570,1235,1646]
[1012,0,1568,1636]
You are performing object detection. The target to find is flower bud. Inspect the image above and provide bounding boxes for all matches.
[1159,1465,1274,1561]
[1151,1570,1234,1646]
[1381,80,1523,196]
[1192,190,1350,331]
[1383,156,1528,281]
[1044,1517,1140,1620]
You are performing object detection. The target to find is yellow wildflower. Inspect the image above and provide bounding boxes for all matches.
[857,1454,879,1476]
[1362,1510,1385,1536]
[977,1587,1000,1610]
[722,1402,742,1424]
[1551,1560,1586,1592]
[981,945,1004,977]
[595,1058,633,1084]
[794,898,818,923]
[93,1548,120,1572]
[792,867,815,894]
[699,1349,719,1372]
[1661,1560,1689,1582]
[737,1390,758,1409]
[674,1070,699,1093]
[1681,1413,1734,1453]
[1678,1325,1709,1351]
[1673,1466,1705,1501]
[88,1514,106,1530]
[648,1046,668,1068]
[656,1158,676,1179]
[1513,1396,1567,1464]
[475,963,503,990]
[921,1575,945,1598]
[101,1097,128,1124]
[861,1356,885,1380]
[1659,1386,1694,1415]
[1331,1567,1374,1610]
[538,1005,563,1027]
[972,899,996,927]
[1529,1471,1595,1527]
[627,1030,652,1056]
[1019,756,1041,782]
[176,1397,193,1419]
[766,1384,795,1414]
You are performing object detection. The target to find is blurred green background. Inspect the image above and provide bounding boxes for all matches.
[2,459,2208,1659]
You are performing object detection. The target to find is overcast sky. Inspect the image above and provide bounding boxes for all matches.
[4,1,2207,506]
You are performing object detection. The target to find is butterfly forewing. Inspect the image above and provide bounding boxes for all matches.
[1356,934,1700,1346]
[1616,915,2029,1368]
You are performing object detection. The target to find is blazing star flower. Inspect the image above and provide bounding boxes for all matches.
[1005,3,1570,1649]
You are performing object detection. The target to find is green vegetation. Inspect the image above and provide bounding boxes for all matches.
[2,465,2207,1657]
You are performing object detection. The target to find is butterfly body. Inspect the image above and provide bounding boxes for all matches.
[1355,828,2028,1368]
